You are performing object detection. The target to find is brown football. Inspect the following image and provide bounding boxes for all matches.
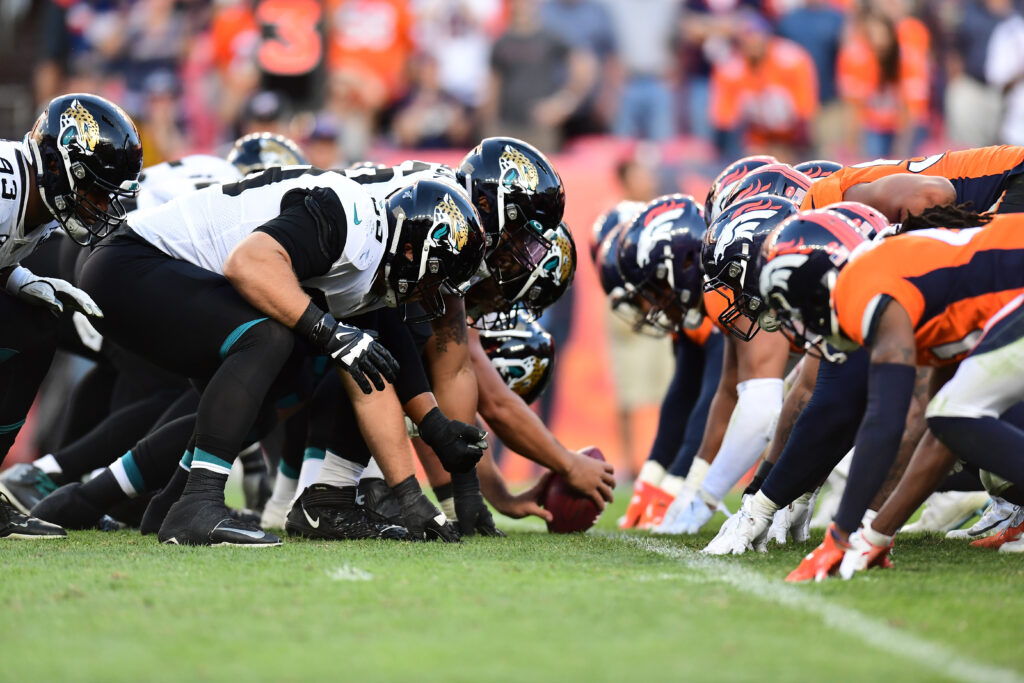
[543,446,606,533]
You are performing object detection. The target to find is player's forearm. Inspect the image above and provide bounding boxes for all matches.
[342,373,415,485]
[692,382,738,466]
[871,431,956,536]
[224,233,309,328]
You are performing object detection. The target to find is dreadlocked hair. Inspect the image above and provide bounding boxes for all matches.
[899,203,992,233]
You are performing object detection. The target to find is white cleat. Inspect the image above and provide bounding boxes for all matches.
[654,495,714,535]
[259,496,291,530]
[947,498,1016,540]
[998,535,1024,553]
[901,491,991,534]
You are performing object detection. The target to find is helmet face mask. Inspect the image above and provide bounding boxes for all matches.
[478,311,556,404]
[28,94,143,245]
[384,180,486,323]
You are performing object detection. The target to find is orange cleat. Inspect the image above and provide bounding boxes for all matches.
[970,514,1024,549]
[619,480,653,529]
[637,485,674,530]
[785,523,851,583]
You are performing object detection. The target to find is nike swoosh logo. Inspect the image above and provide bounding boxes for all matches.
[220,527,267,539]
[353,205,362,225]
[354,491,365,506]
[433,513,447,525]
[303,507,320,528]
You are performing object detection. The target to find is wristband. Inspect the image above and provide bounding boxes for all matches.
[5,266,32,295]
[294,300,335,346]
[863,524,894,548]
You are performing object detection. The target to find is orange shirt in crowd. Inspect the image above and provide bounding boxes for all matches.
[326,0,415,102]
[836,18,930,133]
[711,37,818,145]
[833,216,1024,365]
[210,3,257,74]
[802,145,1024,211]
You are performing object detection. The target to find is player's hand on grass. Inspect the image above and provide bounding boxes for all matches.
[417,408,487,474]
[704,491,777,555]
[452,469,505,537]
[490,475,554,524]
[838,526,894,580]
[392,475,460,542]
[563,449,615,510]
[7,267,103,318]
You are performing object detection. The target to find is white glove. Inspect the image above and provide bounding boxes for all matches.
[766,505,792,546]
[789,488,818,543]
[703,491,777,555]
[838,525,894,580]
[655,492,714,535]
[6,266,102,318]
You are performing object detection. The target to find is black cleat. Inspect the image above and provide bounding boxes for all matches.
[287,484,409,541]
[1,492,66,539]
[357,477,404,526]
[0,463,59,514]
[31,483,106,530]
[158,493,282,547]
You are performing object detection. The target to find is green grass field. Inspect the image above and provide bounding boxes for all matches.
[3,489,1023,683]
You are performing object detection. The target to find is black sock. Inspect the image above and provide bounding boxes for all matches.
[432,483,454,501]
[182,468,228,498]
[240,446,266,475]
[78,469,127,510]
[744,460,774,496]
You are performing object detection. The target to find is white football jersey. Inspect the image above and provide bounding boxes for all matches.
[342,160,459,204]
[134,155,242,212]
[0,139,59,270]
[128,166,387,318]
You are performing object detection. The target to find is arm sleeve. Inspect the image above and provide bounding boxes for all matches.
[376,309,432,404]
[254,186,347,280]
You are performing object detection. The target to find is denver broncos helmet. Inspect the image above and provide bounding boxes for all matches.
[478,311,556,405]
[590,200,645,261]
[826,201,888,239]
[617,194,707,332]
[26,93,143,245]
[705,155,777,224]
[759,211,867,360]
[702,195,799,340]
[721,163,812,211]
[794,159,842,180]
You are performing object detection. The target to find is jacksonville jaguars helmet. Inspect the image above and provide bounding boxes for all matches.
[227,133,308,175]
[26,93,143,245]
[478,310,556,405]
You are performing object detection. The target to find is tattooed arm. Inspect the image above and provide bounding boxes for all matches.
[423,293,477,424]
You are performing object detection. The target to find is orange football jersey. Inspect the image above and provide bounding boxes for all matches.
[802,146,1024,212]
[833,215,1024,365]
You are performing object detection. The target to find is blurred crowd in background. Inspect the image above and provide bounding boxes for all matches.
[2,0,1024,475]
[0,0,1022,167]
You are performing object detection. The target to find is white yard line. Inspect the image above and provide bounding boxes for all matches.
[609,533,1024,683]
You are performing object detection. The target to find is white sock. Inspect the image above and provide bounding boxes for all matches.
[637,460,666,487]
[34,453,61,475]
[297,448,326,495]
[268,464,298,508]
[700,378,784,503]
[361,457,384,481]
[685,457,710,489]
[439,496,456,520]
[661,474,687,497]
[316,451,364,489]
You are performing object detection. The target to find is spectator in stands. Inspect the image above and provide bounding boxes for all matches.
[391,53,474,149]
[209,0,260,136]
[837,9,929,159]
[602,0,678,141]
[484,0,595,152]
[679,1,759,142]
[986,6,1024,146]
[136,70,187,166]
[540,0,616,139]
[301,112,346,169]
[251,0,328,113]
[945,0,1011,147]
[239,89,294,138]
[709,9,818,162]
[117,0,189,116]
[777,0,847,159]
[325,0,416,159]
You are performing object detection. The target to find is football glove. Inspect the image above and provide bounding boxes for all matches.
[392,475,460,542]
[6,266,102,318]
[299,305,399,394]
[703,491,777,555]
[452,469,505,538]
[417,407,488,474]
[785,523,850,582]
[838,525,894,580]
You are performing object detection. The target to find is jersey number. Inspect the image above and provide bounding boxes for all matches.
[257,0,323,76]
[851,153,945,173]
[0,156,14,200]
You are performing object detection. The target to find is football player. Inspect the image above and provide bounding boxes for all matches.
[0,93,143,540]
[759,210,1024,579]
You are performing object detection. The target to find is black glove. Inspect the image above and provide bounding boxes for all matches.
[417,407,488,473]
[392,475,460,542]
[296,303,399,394]
[452,469,504,538]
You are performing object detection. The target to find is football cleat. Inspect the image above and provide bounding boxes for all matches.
[30,482,105,530]
[838,529,894,579]
[0,463,59,514]
[901,491,990,534]
[357,477,405,526]
[947,498,1016,540]
[286,484,409,541]
[785,524,850,582]
[654,494,714,535]
[618,479,653,529]
[158,493,282,546]
[636,485,674,530]
[997,536,1024,553]
[970,507,1024,549]
[0,492,66,539]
